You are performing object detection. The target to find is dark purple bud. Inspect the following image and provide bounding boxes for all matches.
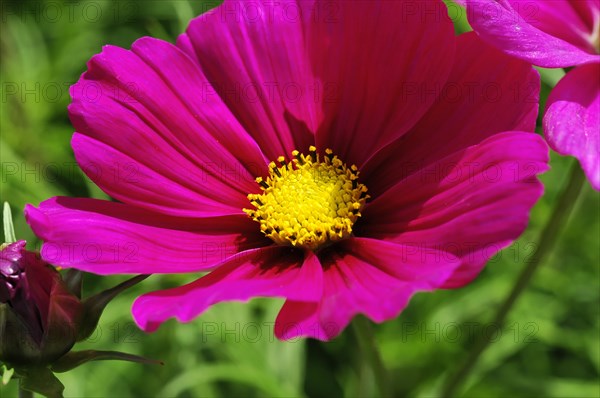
[0,241,27,302]
[1,241,43,343]
[0,241,82,366]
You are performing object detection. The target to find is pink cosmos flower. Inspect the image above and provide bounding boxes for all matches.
[26,0,548,341]
[464,0,600,190]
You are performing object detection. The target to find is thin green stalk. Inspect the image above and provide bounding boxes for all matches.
[441,160,587,397]
[3,202,16,244]
[19,379,33,398]
[352,316,390,397]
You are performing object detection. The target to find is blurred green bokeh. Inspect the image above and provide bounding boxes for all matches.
[1,1,598,397]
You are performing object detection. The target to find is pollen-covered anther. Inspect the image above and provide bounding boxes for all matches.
[243,147,369,250]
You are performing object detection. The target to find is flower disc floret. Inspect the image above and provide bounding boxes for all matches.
[244,146,369,250]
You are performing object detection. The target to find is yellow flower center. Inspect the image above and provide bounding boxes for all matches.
[244,146,369,251]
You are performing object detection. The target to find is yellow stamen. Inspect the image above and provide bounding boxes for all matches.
[244,147,369,251]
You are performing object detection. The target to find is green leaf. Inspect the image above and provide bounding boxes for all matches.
[0,139,64,210]
[160,363,298,398]
[1,364,15,385]
[536,66,566,88]
[77,275,149,342]
[50,350,163,373]
[19,367,64,398]
[3,202,16,244]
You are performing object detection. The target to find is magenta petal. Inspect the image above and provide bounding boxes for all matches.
[507,0,598,54]
[274,301,323,340]
[362,132,549,288]
[363,32,540,196]
[132,249,323,332]
[311,0,456,167]
[274,238,460,341]
[571,1,600,34]
[544,63,600,190]
[183,0,318,160]
[467,0,600,67]
[72,134,245,218]
[70,37,268,218]
[25,197,268,274]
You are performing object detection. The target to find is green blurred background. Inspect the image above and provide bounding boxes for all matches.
[1,0,598,397]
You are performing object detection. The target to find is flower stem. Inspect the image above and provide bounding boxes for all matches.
[441,160,587,397]
[19,380,33,398]
[352,316,390,397]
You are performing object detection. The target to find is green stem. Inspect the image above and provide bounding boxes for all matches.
[19,379,34,398]
[3,202,16,244]
[352,316,390,397]
[441,161,587,397]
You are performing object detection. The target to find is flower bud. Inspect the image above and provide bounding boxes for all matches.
[0,241,82,366]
